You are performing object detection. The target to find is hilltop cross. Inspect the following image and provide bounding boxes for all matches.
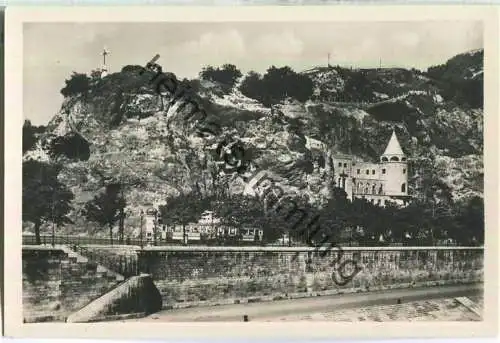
[100,47,110,78]
[102,48,109,66]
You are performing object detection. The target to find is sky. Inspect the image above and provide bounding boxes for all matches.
[24,21,483,125]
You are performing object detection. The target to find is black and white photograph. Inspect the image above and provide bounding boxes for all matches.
[4,5,499,339]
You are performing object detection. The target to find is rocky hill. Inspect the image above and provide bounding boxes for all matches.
[23,49,484,235]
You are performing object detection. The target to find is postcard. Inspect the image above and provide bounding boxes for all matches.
[4,4,499,339]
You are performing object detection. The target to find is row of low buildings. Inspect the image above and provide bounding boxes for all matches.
[138,209,264,244]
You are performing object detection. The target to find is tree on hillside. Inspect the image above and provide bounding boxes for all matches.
[239,71,263,101]
[22,160,74,244]
[60,72,91,97]
[239,66,314,106]
[23,120,46,154]
[452,196,484,246]
[23,120,38,153]
[83,183,126,245]
[343,71,372,101]
[200,64,242,88]
[48,132,91,161]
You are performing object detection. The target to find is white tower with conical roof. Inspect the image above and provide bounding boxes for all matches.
[379,130,408,197]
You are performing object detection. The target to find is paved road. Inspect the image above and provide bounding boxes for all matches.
[131,283,482,322]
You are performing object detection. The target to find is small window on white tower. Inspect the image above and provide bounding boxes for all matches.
[372,170,375,175]
[401,183,406,193]
[382,169,386,174]
[403,169,406,174]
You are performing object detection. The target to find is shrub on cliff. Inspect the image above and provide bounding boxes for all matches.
[239,66,314,106]
[239,71,263,101]
[60,72,91,97]
[200,64,242,90]
[48,132,91,161]
[121,65,147,74]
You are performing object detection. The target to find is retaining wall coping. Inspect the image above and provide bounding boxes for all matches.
[138,246,484,253]
[23,245,484,253]
[22,245,67,251]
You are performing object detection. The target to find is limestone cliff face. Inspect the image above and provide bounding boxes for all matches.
[24,50,483,234]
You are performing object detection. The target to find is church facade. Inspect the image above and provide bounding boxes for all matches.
[330,130,411,207]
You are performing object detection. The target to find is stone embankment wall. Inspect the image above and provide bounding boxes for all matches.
[22,247,122,322]
[66,274,162,323]
[137,247,484,309]
[23,246,484,321]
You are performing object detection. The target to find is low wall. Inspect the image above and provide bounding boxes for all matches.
[138,247,484,309]
[22,246,121,322]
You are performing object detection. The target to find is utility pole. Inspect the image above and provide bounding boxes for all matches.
[328,53,331,67]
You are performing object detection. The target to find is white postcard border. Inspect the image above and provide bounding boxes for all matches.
[4,5,499,339]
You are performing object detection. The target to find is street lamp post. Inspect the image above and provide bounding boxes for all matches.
[153,210,158,246]
[51,195,55,247]
[140,210,144,249]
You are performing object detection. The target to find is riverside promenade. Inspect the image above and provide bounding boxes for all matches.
[128,283,483,322]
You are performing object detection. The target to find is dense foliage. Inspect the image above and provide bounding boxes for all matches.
[22,160,74,244]
[48,132,91,161]
[23,120,46,153]
[83,183,127,245]
[426,50,483,109]
[199,64,242,89]
[157,183,483,247]
[60,72,91,97]
[240,66,315,106]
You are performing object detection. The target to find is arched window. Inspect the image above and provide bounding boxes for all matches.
[401,157,407,162]
[390,156,399,162]
[358,183,362,192]
[381,157,388,162]
[401,183,406,193]
[372,184,376,194]
[378,184,383,195]
[364,185,369,194]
